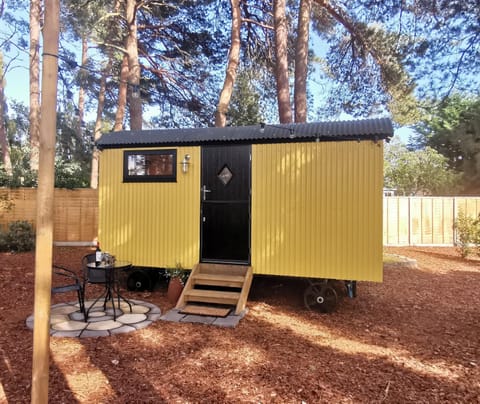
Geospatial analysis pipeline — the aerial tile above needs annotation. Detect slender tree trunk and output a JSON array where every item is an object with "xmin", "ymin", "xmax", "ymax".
[
  {"xmin": 273, "ymin": 0, "xmax": 292, "ymax": 123},
  {"xmin": 93, "ymin": 0, "xmax": 122, "ymax": 187},
  {"xmin": 125, "ymin": 0, "xmax": 142, "ymax": 130},
  {"xmin": 29, "ymin": 0, "xmax": 42, "ymax": 171},
  {"xmin": 0, "ymin": 53, "xmax": 12, "ymax": 175},
  {"xmin": 90, "ymin": 57, "xmax": 112, "ymax": 189},
  {"xmin": 77, "ymin": 35, "xmax": 88, "ymax": 139},
  {"xmin": 114, "ymin": 54, "xmax": 129, "ymax": 131},
  {"xmin": 215, "ymin": 0, "xmax": 241, "ymax": 127},
  {"xmin": 31, "ymin": 0, "xmax": 59, "ymax": 401},
  {"xmin": 0, "ymin": 67, "xmax": 12, "ymax": 176},
  {"xmin": 294, "ymin": 0, "xmax": 311, "ymax": 123}
]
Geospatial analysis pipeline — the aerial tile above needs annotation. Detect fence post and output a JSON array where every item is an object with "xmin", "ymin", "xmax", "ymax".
[
  {"xmin": 408, "ymin": 197, "xmax": 412, "ymax": 246},
  {"xmin": 452, "ymin": 197, "xmax": 457, "ymax": 246}
]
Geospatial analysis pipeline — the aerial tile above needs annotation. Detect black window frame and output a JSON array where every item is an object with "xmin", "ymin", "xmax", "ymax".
[{"xmin": 123, "ymin": 149, "xmax": 177, "ymax": 183}]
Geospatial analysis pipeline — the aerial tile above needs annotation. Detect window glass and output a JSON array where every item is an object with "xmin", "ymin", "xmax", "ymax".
[{"xmin": 123, "ymin": 150, "xmax": 177, "ymax": 182}]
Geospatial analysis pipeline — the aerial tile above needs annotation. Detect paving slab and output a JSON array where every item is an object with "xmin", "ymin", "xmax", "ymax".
[
  {"xmin": 160, "ymin": 308, "xmax": 186, "ymax": 322},
  {"xmin": 213, "ymin": 310, "xmax": 248, "ymax": 328},
  {"xmin": 160, "ymin": 308, "xmax": 247, "ymax": 328},
  {"xmin": 26, "ymin": 299, "xmax": 161, "ymax": 338}
]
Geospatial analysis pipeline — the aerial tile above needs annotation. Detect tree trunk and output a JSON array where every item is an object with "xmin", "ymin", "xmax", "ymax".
[
  {"xmin": 294, "ymin": 0, "xmax": 311, "ymax": 123},
  {"xmin": 125, "ymin": 0, "xmax": 142, "ymax": 130},
  {"xmin": 90, "ymin": 57, "xmax": 112, "ymax": 189},
  {"xmin": 77, "ymin": 35, "xmax": 88, "ymax": 139},
  {"xmin": 29, "ymin": 0, "xmax": 42, "ymax": 171},
  {"xmin": 114, "ymin": 54, "xmax": 129, "ymax": 131},
  {"xmin": 31, "ymin": 0, "xmax": 60, "ymax": 401},
  {"xmin": 0, "ymin": 58, "xmax": 12, "ymax": 176},
  {"xmin": 215, "ymin": 0, "xmax": 241, "ymax": 128},
  {"xmin": 93, "ymin": 0, "xmax": 121, "ymax": 187},
  {"xmin": 273, "ymin": 0, "xmax": 292, "ymax": 123}
]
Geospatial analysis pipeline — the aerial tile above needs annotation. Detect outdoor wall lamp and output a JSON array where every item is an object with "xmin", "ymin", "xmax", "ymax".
[{"xmin": 181, "ymin": 154, "xmax": 191, "ymax": 173}]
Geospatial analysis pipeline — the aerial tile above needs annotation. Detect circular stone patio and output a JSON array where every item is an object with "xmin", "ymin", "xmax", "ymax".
[{"xmin": 26, "ymin": 299, "xmax": 161, "ymax": 338}]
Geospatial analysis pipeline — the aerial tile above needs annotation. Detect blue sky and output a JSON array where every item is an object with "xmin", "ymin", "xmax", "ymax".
[
  {"xmin": 1, "ymin": 7, "xmax": 411, "ymax": 142},
  {"xmin": 4, "ymin": 61, "xmax": 29, "ymax": 105},
  {"xmin": 2, "ymin": 55, "xmax": 411, "ymax": 142}
]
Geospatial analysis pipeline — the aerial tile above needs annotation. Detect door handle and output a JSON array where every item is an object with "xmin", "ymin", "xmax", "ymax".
[{"xmin": 201, "ymin": 185, "xmax": 212, "ymax": 201}]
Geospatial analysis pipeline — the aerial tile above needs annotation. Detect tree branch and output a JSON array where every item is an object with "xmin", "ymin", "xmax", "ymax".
[{"xmin": 241, "ymin": 17, "xmax": 273, "ymax": 30}]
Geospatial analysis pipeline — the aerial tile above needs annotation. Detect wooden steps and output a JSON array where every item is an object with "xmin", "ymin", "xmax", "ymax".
[
  {"xmin": 180, "ymin": 304, "xmax": 231, "ymax": 317},
  {"xmin": 183, "ymin": 289, "xmax": 240, "ymax": 305},
  {"xmin": 176, "ymin": 263, "xmax": 253, "ymax": 315},
  {"xmin": 194, "ymin": 274, "xmax": 245, "ymax": 288}
]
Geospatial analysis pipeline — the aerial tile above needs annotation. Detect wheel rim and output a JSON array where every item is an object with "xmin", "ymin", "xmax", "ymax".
[
  {"xmin": 127, "ymin": 271, "xmax": 151, "ymax": 291},
  {"xmin": 304, "ymin": 283, "xmax": 338, "ymax": 313}
]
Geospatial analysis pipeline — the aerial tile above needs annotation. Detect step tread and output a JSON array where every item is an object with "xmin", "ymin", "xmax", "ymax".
[
  {"xmin": 185, "ymin": 289, "xmax": 241, "ymax": 298},
  {"xmin": 183, "ymin": 289, "xmax": 241, "ymax": 305},
  {"xmin": 194, "ymin": 273, "xmax": 245, "ymax": 287},
  {"xmin": 198, "ymin": 264, "xmax": 251, "ymax": 277},
  {"xmin": 179, "ymin": 304, "xmax": 232, "ymax": 317},
  {"xmin": 195, "ymin": 273, "xmax": 245, "ymax": 281}
]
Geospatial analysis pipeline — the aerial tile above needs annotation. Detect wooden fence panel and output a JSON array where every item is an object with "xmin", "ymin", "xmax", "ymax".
[
  {"xmin": 455, "ymin": 197, "xmax": 480, "ymax": 218},
  {"xmin": 1, "ymin": 188, "xmax": 479, "ymax": 246},
  {"xmin": 432, "ymin": 198, "xmax": 454, "ymax": 245},
  {"xmin": 383, "ymin": 196, "xmax": 480, "ymax": 246},
  {"xmin": 0, "ymin": 188, "xmax": 98, "ymax": 244},
  {"xmin": 383, "ymin": 197, "xmax": 411, "ymax": 245}
]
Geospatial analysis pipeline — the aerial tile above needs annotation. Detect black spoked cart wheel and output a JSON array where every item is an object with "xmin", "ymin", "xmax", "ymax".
[
  {"xmin": 303, "ymin": 281, "xmax": 338, "ymax": 313},
  {"xmin": 127, "ymin": 270, "xmax": 152, "ymax": 292}
]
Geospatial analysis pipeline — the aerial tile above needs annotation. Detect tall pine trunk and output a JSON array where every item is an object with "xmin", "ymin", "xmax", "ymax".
[
  {"xmin": 125, "ymin": 0, "xmax": 142, "ymax": 130},
  {"xmin": 294, "ymin": 0, "xmax": 311, "ymax": 123},
  {"xmin": 0, "ymin": 55, "xmax": 12, "ymax": 176},
  {"xmin": 215, "ymin": 0, "xmax": 241, "ymax": 127},
  {"xmin": 90, "ymin": 57, "xmax": 112, "ymax": 189},
  {"xmin": 93, "ymin": 0, "xmax": 122, "ymax": 187},
  {"xmin": 29, "ymin": 0, "xmax": 41, "ymax": 171},
  {"xmin": 114, "ymin": 54, "xmax": 129, "ymax": 131},
  {"xmin": 273, "ymin": 0, "xmax": 292, "ymax": 123},
  {"xmin": 77, "ymin": 35, "xmax": 88, "ymax": 139}
]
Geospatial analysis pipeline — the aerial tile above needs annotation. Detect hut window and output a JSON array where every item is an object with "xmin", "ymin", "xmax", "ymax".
[{"xmin": 123, "ymin": 150, "xmax": 177, "ymax": 182}]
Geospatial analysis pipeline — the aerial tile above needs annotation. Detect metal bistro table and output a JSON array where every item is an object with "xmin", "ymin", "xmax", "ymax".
[{"xmin": 86, "ymin": 260, "xmax": 133, "ymax": 321}]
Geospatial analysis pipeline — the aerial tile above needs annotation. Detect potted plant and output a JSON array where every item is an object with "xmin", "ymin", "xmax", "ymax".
[{"xmin": 165, "ymin": 263, "xmax": 189, "ymax": 304}]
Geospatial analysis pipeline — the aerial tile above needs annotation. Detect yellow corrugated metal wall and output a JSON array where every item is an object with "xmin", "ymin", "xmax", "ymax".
[
  {"xmin": 99, "ymin": 141, "xmax": 383, "ymax": 280},
  {"xmin": 98, "ymin": 147, "xmax": 200, "ymax": 268},
  {"xmin": 251, "ymin": 141, "xmax": 384, "ymax": 281}
]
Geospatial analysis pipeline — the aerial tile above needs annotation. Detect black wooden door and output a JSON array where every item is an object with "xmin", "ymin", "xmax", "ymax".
[{"xmin": 200, "ymin": 145, "xmax": 251, "ymax": 263}]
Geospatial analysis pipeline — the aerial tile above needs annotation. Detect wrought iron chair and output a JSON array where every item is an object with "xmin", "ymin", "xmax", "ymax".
[{"xmin": 52, "ymin": 264, "xmax": 87, "ymax": 322}]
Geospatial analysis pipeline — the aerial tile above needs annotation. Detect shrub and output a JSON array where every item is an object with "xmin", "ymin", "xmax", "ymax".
[
  {"xmin": 454, "ymin": 212, "xmax": 480, "ymax": 258},
  {"xmin": 165, "ymin": 263, "xmax": 189, "ymax": 286},
  {"xmin": 3, "ymin": 221, "xmax": 35, "ymax": 252}
]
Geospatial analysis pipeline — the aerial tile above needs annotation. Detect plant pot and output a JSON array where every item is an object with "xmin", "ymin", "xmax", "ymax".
[{"xmin": 167, "ymin": 277, "xmax": 184, "ymax": 304}]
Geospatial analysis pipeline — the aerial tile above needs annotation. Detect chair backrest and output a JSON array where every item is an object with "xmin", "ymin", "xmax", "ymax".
[
  {"xmin": 82, "ymin": 253, "xmax": 106, "ymax": 283},
  {"xmin": 52, "ymin": 265, "xmax": 82, "ymax": 293},
  {"xmin": 82, "ymin": 253, "xmax": 96, "ymax": 266},
  {"xmin": 52, "ymin": 264, "xmax": 87, "ymax": 322}
]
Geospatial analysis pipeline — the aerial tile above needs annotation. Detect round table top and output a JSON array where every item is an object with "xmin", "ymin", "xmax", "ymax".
[{"xmin": 87, "ymin": 260, "xmax": 132, "ymax": 269}]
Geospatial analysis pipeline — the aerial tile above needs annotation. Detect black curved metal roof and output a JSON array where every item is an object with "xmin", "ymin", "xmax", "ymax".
[{"xmin": 97, "ymin": 118, "xmax": 393, "ymax": 149}]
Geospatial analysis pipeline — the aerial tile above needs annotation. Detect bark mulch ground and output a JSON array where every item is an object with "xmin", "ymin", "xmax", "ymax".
[{"xmin": 0, "ymin": 246, "xmax": 479, "ymax": 403}]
